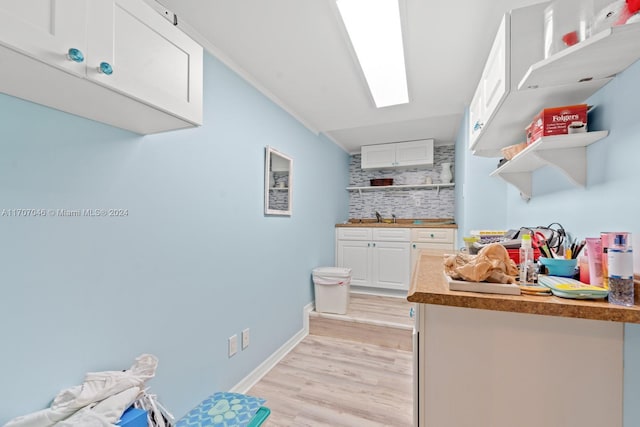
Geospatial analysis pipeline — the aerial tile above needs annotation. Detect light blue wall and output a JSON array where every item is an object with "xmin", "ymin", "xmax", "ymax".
[
  {"xmin": 459, "ymin": 59, "xmax": 640, "ymax": 426},
  {"xmin": 0, "ymin": 53, "xmax": 349, "ymax": 423},
  {"xmin": 454, "ymin": 108, "xmax": 508, "ymax": 249}
]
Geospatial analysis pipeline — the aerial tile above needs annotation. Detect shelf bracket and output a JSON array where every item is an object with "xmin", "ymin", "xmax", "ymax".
[
  {"xmin": 498, "ymin": 172, "xmax": 532, "ymax": 201},
  {"xmin": 535, "ymin": 147, "xmax": 587, "ymax": 187}
]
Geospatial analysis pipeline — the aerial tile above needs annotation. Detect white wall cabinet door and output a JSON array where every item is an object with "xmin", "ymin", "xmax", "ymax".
[
  {"xmin": 361, "ymin": 144, "xmax": 396, "ymax": 169},
  {"xmin": 0, "ymin": 1, "xmax": 87, "ymax": 76},
  {"xmin": 86, "ymin": 0, "xmax": 203, "ymax": 125},
  {"xmin": 372, "ymin": 241, "xmax": 410, "ymax": 290},
  {"xmin": 468, "ymin": 15, "xmax": 507, "ymax": 152},
  {"xmin": 394, "ymin": 140, "xmax": 434, "ymax": 167},
  {"xmin": 481, "ymin": 15, "xmax": 507, "ymax": 124},
  {"xmin": 468, "ymin": 84, "xmax": 484, "ymax": 149},
  {"xmin": 337, "ymin": 240, "xmax": 372, "ymax": 287}
]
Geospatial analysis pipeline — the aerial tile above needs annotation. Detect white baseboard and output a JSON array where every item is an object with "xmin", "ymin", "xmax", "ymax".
[{"xmin": 230, "ymin": 302, "xmax": 314, "ymax": 394}]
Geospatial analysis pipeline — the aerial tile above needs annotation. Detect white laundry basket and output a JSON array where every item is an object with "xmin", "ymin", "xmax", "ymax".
[{"xmin": 312, "ymin": 267, "xmax": 351, "ymax": 314}]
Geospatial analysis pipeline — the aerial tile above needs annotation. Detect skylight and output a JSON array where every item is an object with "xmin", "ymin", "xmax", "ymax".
[{"xmin": 336, "ymin": 0, "xmax": 409, "ymax": 108}]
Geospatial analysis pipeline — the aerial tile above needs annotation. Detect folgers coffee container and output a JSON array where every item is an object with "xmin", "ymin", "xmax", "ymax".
[{"xmin": 526, "ymin": 104, "xmax": 588, "ymax": 144}]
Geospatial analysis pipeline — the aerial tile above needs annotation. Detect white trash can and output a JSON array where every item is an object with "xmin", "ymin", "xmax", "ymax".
[{"xmin": 312, "ymin": 267, "xmax": 352, "ymax": 314}]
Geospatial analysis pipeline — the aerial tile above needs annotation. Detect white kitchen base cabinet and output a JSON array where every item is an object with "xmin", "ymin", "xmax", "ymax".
[
  {"xmin": 415, "ymin": 304, "xmax": 623, "ymax": 427},
  {"xmin": 0, "ymin": 0, "xmax": 203, "ymax": 134},
  {"xmin": 336, "ymin": 240, "xmax": 371, "ymax": 287},
  {"xmin": 410, "ymin": 228, "xmax": 456, "ymax": 274},
  {"xmin": 336, "ymin": 227, "xmax": 410, "ymax": 291}
]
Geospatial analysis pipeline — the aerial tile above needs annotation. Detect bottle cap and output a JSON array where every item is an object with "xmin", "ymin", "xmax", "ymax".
[
  {"xmin": 614, "ymin": 234, "xmax": 626, "ymax": 246},
  {"xmin": 521, "ymin": 233, "xmax": 532, "ymax": 248}
]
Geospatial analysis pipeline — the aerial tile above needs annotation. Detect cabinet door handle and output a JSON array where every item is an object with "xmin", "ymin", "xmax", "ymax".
[
  {"xmin": 409, "ymin": 307, "xmax": 415, "ymax": 318},
  {"xmin": 473, "ymin": 121, "xmax": 484, "ymax": 131},
  {"xmin": 430, "ymin": 233, "xmax": 435, "ymax": 238},
  {"xmin": 372, "ymin": 243, "xmax": 376, "ymax": 247},
  {"xmin": 98, "ymin": 62, "xmax": 114, "ymax": 75},
  {"xmin": 67, "ymin": 48, "xmax": 85, "ymax": 63},
  {"xmin": 412, "ymin": 244, "xmax": 416, "ymax": 249},
  {"xmin": 368, "ymin": 243, "xmax": 371, "ymax": 247}
]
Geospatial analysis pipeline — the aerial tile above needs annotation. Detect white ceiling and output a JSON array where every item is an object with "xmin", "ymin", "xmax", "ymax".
[{"xmin": 156, "ymin": 0, "xmax": 545, "ymax": 153}]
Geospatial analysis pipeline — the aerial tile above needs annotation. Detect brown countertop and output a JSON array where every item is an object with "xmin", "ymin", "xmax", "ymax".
[
  {"xmin": 407, "ymin": 253, "xmax": 640, "ymax": 324},
  {"xmin": 336, "ymin": 218, "xmax": 457, "ymax": 229}
]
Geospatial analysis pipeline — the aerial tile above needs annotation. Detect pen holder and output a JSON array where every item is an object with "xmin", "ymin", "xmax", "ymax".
[{"xmin": 539, "ymin": 257, "xmax": 577, "ymax": 277}]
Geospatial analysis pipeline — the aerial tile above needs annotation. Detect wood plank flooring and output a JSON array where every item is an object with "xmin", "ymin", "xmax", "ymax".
[
  {"xmin": 309, "ymin": 293, "xmax": 414, "ymax": 351},
  {"xmin": 320, "ymin": 293, "xmax": 415, "ymax": 327},
  {"xmin": 247, "ymin": 294, "xmax": 414, "ymax": 426}
]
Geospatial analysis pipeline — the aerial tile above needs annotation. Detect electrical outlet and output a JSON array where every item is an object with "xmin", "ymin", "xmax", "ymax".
[
  {"xmin": 242, "ymin": 328, "xmax": 250, "ymax": 349},
  {"xmin": 228, "ymin": 335, "xmax": 238, "ymax": 357}
]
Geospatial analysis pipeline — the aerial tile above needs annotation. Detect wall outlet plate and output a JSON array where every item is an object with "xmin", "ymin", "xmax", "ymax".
[
  {"xmin": 228, "ymin": 335, "xmax": 238, "ymax": 357},
  {"xmin": 242, "ymin": 328, "xmax": 250, "ymax": 349}
]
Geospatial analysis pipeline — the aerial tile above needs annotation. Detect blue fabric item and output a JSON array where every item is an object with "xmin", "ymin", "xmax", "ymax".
[
  {"xmin": 117, "ymin": 407, "xmax": 148, "ymax": 427},
  {"xmin": 177, "ymin": 392, "xmax": 267, "ymax": 427}
]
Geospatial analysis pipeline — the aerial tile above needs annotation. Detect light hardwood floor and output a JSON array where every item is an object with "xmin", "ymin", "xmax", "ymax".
[
  {"xmin": 309, "ymin": 293, "xmax": 414, "ymax": 351},
  {"xmin": 247, "ymin": 294, "xmax": 414, "ymax": 427}
]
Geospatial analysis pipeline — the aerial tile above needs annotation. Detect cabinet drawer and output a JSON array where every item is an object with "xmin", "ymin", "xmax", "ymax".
[
  {"xmin": 372, "ymin": 228, "xmax": 410, "ymax": 242},
  {"xmin": 411, "ymin": 242, "xmax": 454, "ymax": 254},
  {"xmin": 411, "ymin": 228, "xmax": 455, "ymax": 244},
  {"xmin": 337, "ymin": 227, "xmax": 372, "ymax": 241}
]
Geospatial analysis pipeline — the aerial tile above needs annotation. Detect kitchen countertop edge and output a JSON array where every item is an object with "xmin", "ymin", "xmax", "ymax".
[
  {"xmin": 336, "ymin": 219, "xmax": 457, "ymax": 229},
  {"xmin": 407, "ymin": 253, "xmax": 640, "ymax": 324}
]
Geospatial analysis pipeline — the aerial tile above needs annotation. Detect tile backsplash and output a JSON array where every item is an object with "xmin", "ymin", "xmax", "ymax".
[{"xmin": 348, "ymin": 145, "xmax": 455, "ymax": 219}]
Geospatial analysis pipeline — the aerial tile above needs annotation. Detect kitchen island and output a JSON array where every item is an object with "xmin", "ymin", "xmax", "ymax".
[{"xmin": 407, "ymin": 253, "xmax": 640, "ymax": 427}]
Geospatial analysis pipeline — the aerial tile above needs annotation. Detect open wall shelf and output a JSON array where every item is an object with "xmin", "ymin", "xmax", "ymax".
[{"xmin": 490, "ymin": 131, "xmax": 608, "ymax": 200}]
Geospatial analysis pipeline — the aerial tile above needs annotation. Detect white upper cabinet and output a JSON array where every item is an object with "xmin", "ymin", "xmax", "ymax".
[
  {"xmin": 361, "ymin": 139, "xmax": 434, "ymax": 169},
  {"xmin": 86, "ymin": 0, "xmax": 202, "ymax": 126},
  {"xmin": 0, "ymin": 0, "xmax": 203, "ymax": 134},
  {"xmin": 468, "ymin": 3, "xmax": 547, "ymax": 155},
  {"xmin": 469, "ymin": 3, "xmax": 640, "ymax": 158}
]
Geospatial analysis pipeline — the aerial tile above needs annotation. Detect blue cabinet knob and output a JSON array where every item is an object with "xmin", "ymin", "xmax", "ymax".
[
  {"xmin": 67, "ymin": 48, "xmax": 84, "ymax": 63},
  {"xmin": 98, "ymin": 62, "xmax": 113, "ymax": 75}
]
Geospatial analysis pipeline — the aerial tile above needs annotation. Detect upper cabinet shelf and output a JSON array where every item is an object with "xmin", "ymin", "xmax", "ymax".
[
  {"xmin": 489, "ymin": 131, "xmax": 608, "ymax": 200},
  {"xmin": 518, "ymin": 23, "xmax": 640, "ymax": 90}
]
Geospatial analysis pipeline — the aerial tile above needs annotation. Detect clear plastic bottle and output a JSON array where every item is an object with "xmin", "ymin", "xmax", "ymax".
[
  {"xmin": 608, "ymin": 233, "xmax": 634, "ymax": 306},
  {"xmin": 519, "ymin": 234, "xmax": 536, "ymax": 285}
]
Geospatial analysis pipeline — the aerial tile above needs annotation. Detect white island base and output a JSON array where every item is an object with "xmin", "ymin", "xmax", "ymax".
[{"xmin": 417, "ymin": 304, "xmax": 623, "ymax": 427}]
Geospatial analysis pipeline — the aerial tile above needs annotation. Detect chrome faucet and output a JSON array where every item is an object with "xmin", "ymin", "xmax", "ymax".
[
  {"xmin": 375, "ymin": 211, "xmax": 382, "ymax": 223},
  {"xmin": 392, "ymin": 214, "xmax": 397, "ymax": 224}
]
